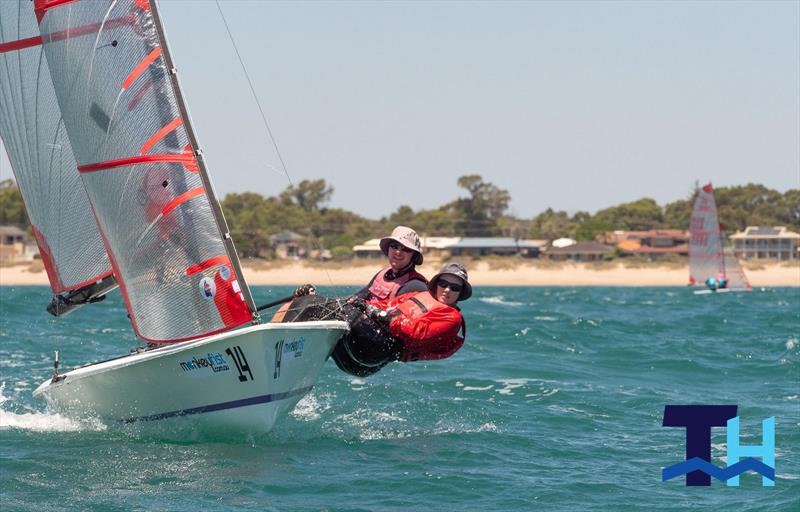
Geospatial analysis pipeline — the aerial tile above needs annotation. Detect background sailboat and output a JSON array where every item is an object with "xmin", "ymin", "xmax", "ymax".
[
  {"xmin": 688, "ymin": 183, "xmax": 751, "ymax": 294},
  {"xmin": 0, "ymin": 0, "xmax": 347, "ymax": 434}
]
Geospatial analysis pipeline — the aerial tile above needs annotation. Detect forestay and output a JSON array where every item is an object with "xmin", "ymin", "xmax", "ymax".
[
  {"xmin": 0, "ymin": 0, "xmax": 112, "ymax": 294},
  {"xmin": 34, "ymin": 0, "xmax": 256, "ymax": 342}
]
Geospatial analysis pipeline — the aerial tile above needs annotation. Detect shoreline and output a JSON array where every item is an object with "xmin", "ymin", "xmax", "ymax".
[{"xmin": 1, "ymin": 260, "xmax": 798, "ymax": 287}]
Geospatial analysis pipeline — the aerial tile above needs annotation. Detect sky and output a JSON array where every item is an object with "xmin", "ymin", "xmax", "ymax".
[{"xmin": 1, "ymin": 0, "xmax": 798, "ymax": 220}]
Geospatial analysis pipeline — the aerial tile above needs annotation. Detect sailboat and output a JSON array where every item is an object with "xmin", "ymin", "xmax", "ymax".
[
  {"xmin": 688, "ymin": 183, "xmax": 751, "ymax": 295},
  {"xmin": 0, "ymin": 0, "xmax": 348, "ymax": 433}
]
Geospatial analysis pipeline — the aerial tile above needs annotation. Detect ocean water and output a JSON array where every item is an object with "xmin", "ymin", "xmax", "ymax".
[{"xmin": 0, "ymin": 285, "xmax": 798, "ymax": 511}]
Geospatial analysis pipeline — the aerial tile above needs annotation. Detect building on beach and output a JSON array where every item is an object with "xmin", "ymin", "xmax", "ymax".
[
  {"xmin": 270, "ymin": 230, "xmax": 306, "ymax": 259},
  {"xmin": 596, "ymin": 230, "xmax": 689, "ymax": 258},
  {"xmin": 541, "ymin": 241, "xmax": 614, "ymax": 261},
  {"xmin": 352, "ymin": 236, "xmax": 546, "ymax": 260},
  {"xmin": 0, "ymin": 225, "xmax": 37, "ymax": 262},
  {"xmin": 729, "ymin": 226, "xmax": 800, "ymax": 260},
  {"xmin": 447, "ymin": 238, "xmax": 546, "ymax": 258}
]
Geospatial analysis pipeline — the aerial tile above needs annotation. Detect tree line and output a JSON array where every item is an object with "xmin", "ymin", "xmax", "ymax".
[{"xmin": 1, "ymin": 177, "xmax": 797, "ymax": 259}]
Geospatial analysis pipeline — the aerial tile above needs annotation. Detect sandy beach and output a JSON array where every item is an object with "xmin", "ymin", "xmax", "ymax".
[{"xmin": 1, "ymin": 259, "xmax": 798, "ymax": 287}]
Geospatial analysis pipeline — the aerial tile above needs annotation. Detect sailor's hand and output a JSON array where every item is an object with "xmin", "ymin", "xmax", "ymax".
[
  {"xmin": 293, "ymin": 284, "xmax": 316, "ymax": 297},
  {"xmin": 347, "ymin": 297, "xmax": 367, "ymax": 312},
  {"xmin": 365, "ymin": 304, "xmax": 389, "ymax": 325}
]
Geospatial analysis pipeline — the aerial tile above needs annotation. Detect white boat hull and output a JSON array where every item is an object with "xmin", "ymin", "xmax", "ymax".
[
  {"xmin": 33, "ymin": 321, "xmax": 348, "ymax": 435},
  {"xmin": 693, "ymin": 288, "xmax": 751, "ymax": 295}
]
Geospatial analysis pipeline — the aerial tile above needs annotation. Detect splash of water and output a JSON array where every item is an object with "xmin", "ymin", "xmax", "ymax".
[{"xmin": 0, "ymin": 382, "xmax": 106, "ymax": 433}]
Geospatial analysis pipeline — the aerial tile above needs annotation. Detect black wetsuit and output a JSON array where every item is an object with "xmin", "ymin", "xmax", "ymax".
[{"xmin": 282, "ymin": 295, "xmax": 402, "ymax": 377}]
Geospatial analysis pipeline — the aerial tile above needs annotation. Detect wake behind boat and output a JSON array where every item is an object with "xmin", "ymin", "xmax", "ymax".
[
  {"xmin": 688, "ymin": 183, "xmax": 751, "ymax": 295},
  {"xmin": 1, "ymin": 0, "xmax": 347, "ymax": 434}
]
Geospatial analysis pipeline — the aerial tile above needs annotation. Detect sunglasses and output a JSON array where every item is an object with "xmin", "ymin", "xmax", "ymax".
[
  {"xmin": 388, "ymin": 241, "xmax": 412, "ymax": 253},
  {"xmin": 437, "ymin": 279, "xmax": 463, "ymax": 293}
]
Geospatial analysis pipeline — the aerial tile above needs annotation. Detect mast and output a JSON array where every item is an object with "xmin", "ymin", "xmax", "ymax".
[{"xmin": 149, "ymin": 1, "xmax": 257, "ymax": 317}]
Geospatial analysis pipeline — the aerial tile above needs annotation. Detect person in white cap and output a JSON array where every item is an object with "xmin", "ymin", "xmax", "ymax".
[{"xmin": 350, "ymin": 225, "xmax": 428, "ymax": 304}]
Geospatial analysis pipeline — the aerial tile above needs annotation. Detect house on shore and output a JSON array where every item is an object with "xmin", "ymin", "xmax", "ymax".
[
  {"xmin": 597, "ymin": 230, "xmax": 689, "ymax": 258},
  {"xmin": 352, "ymin": 238, "xmax": 383, "ymax": 259},
  {"xmin": 542, "ymin": 241, "xmax": 614, "ymax": 262},
  {"xmin": 352, "ymin": 236, "xmax": 546, "ymax": 260},
  {"xmin": 447, "ymin": 238, "xmax": 546, "ymax": 258},
  {"xmin": 729, "ymin": 226, "xmax": 800, "ymax": 260},
  {"xmin": 0, "ymin": 225, "xmax": 37, "ymax": 262},
  {"xmin": 270, "ymin": 230, "xmax": 306, "ymax": 259}
]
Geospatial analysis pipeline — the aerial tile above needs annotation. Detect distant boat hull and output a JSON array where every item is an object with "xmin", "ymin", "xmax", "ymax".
[
  {"xmin": 692, "ymin": 288, "xmax": 751, "ymax": 295},
  {"xmin": 33, "ymin": 321, "xmax": 348, "ymax": 435}
]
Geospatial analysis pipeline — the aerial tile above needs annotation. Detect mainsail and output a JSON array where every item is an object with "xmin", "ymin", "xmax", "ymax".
[
  {"xmin": 19, "ymin": 0, "xmax": 257, "ymax": 342},
  {"xmin": 0, "ymin": 0, "xmax": 113, "ymax": 301},
  {"xmin": 688, "ymin": 183, "xmax": 750, "ymax": 290}
]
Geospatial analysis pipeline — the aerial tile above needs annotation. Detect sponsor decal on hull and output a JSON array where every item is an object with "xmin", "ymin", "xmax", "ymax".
[{"xmin": 179, "ymin": 352, "xmax": 230, "ymax": 377}]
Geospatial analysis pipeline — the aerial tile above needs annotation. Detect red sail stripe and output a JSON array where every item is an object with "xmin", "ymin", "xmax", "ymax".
[
  {"xmin": 140, "ymin": 117, "xmax": 183, "ymax": 154},
  {"xmin": 30, "ymin": 224, "xmax": 65, "ymax": 293},
  {"xmin": 3, "ymin": 15, "xmax": 131, "ymax": 52},
  {"xmin": 39, "ymin": 16, "xmax": 133, "ymax": 44},
  {"xmin": 185, "ymin": 256, "xmax": 231, "ymax": 276},
  {"xmin": 0, "ymin": 36, "xmax": 44, "ymax": 54},
  {"xmin": 134, "ymin": 0, "xmax": 151, "ymax": 11},
  {"xmin": 182, "ymin": 144, "xmax": 199, "ymax": 173},
  {"xmin": 122, "ymin": 47, "xmax": 162, "ymax": 90},
  {"xmin": 34, "ymin": 0, "xmax": 78, "ymax": 22},
  {"xmin": 78, "ymin": 154, "xmax": 195, "ymax": 173},
  {"xmin": 161, "ymin": 187, "xmax": 205, "ymax": 216}
]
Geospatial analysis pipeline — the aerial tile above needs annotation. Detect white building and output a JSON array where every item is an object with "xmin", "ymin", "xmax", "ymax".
[{"xmin": 730, "ymin": 226, "xmax": 800, "ymax": 260}]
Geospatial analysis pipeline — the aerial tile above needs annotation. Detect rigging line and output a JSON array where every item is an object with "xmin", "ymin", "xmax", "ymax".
[
  {"xmin": 214, "ymin": 0, "xmax": 292, "ymax": 187},
  {"xmin": 214, "ymin": 1, "xmax": 339, "ymax": 295}
]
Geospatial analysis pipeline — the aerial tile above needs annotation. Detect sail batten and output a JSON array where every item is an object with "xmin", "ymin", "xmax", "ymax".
[{"xmin": 30, "ymin": 0, "xmax": 256, "ymax": 341}]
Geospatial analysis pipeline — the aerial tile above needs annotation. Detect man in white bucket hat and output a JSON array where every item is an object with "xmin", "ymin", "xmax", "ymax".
[{"xmin": 350, "ymin": 225, "xmax": 428, "ymax": 303}]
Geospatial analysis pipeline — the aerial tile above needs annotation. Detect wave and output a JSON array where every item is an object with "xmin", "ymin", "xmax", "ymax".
[
  {"xmin": 479, "ymin": 296, "xmax": 524, "ymax": 307},
  {"xmin": 0, "ymin": 382, "xmax": 105, "ymax": 433}
]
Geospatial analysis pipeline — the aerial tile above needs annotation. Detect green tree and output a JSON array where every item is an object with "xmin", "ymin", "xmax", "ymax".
[
  {"xmin": 387, "ymin": 205, "xmax": 416, "ymax": 227},
  {"xmin": 593, "ymin": 198, "xmax": 664, "ymax": 231},
  {"xmin": 453, "ymin": 174, "xmax": 510, "ymax": 236},
  {"xmin": 529, "ymin": 208, "xmax": 576, "ymax": 239},
  {"xmin": 279, "ymin": 179, "xmax": 333, "ymax": 212},
  {"xmin": 663, "ymin": 198, "xmax": 692, "ymax": 230},
  {"xmin": 413, "ymin": 206, "xmax": 458, "ymax": 237},
  {"xmin": 0, "ymin": 179, "xmax": 29, "ymax": 229}
]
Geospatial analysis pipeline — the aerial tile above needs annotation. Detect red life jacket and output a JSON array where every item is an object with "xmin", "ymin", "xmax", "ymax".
[
  {"xmin": 385, "ymin": 291, "xmax": 466, "ymax": 362},
  {"xmin": 367, "ymin": 266, "xmax": 427, "ymax": 302}
]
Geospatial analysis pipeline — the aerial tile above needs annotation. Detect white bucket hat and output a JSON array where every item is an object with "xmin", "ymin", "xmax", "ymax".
[{"xmin": 379, "ymin": 226, "xmax": 423, "ymax": 265}]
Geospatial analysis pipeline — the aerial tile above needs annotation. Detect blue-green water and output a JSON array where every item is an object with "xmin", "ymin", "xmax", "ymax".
[{"xmin": 1, "ymin": 285, "xmax": 798, "ymax": 511}]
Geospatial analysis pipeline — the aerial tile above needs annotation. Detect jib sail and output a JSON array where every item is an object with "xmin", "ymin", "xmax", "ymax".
[
  {"xmin": 0, "ymin": 0, "xmax": 114, "ymax": 304},
  {"xmin": 32, "ymin": 0, "xmax": 256, "ymax": 342}
]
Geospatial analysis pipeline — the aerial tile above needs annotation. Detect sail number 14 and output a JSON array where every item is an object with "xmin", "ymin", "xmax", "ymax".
[{"xmin": 225, "ymin": 346, "xmax": 253, "ymax": 382}]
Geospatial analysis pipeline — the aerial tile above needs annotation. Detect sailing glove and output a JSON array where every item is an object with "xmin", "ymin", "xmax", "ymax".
[
  {"xmin": 293, "ymin": 284, "xmax": 316, "ymax": 297},
  {"xmin": 365, "ymin": 304, "xmax": 390, "ymax": 326}
]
